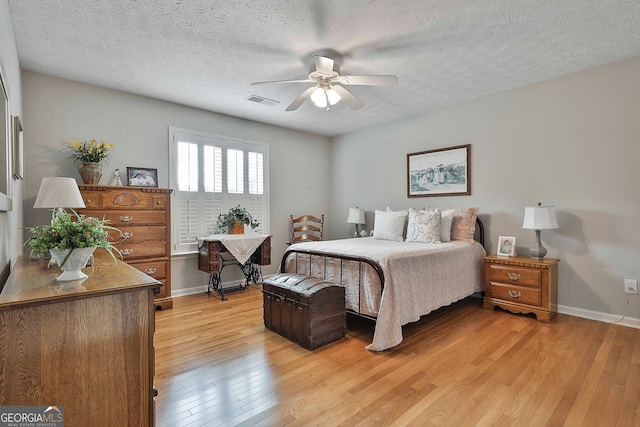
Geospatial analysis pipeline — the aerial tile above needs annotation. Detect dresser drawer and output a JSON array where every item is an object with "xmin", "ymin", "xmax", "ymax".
[
  {"xmin": 108, "ymin": 225, "xmax": 167, "ymax": 244},
  {"xmin": 82, "ymin": 190, "xmax": 168, "ymax": 210},
  {"xmin": 83, "ymin": 210, "xmax": 167, "ymax": 226},
  {"xmin": 488, "ymin": 264, "xmax": 541, "ymax": 288},
  {"xmin": 488, "ymin": 282, "xmax": 541, "ymax": 306},
  {"xmin": 128, "ymin": 259, "xmax": 167, "ymax": 279},
  {"xmin": 114, "ymin": 241, "xmax": 167, "ymax": 260}
]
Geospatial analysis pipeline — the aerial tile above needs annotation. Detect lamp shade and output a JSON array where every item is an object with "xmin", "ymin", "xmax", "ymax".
[
  {"xmin": 34, "ymin": 177, "xmax": 86, "ymax": 209},
  {"xmin": 522, "ymin": 204, "xmax": 558, "ymax": 230},
  {"xmin": 347, "ymin": 207, "xmax": 365, "ymax": 224}
]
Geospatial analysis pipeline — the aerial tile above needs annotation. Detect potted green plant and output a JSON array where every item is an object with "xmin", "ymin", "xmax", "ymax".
[
  {"xmin": 216, "ymin": 205, "xmax": 260, "ymax": 234},
  {"xmin": 25, "ymin": 210, "xmax": 122, "ymax": 281}
]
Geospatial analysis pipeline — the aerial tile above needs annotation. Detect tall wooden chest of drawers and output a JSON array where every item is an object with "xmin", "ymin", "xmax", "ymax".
[
  {"xmin": 78, "ymin": 184, "xmax": 173, "ymax": 309},
  {"xmin": 483, "ymin": 255, "xmax": 559, "ymax": 322}
]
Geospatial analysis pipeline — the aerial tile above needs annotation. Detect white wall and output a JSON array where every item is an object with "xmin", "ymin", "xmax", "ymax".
[
  {"xmin": 21, "ymin": 71, "xmax": 331, "ymax": 294},
  {"xmin": 330, "ymin": 56, "xmax": 640, "ymax": 324},
  {"xmin": 0, "ymin": 0, "xmax": 24, "ymax": 284}
]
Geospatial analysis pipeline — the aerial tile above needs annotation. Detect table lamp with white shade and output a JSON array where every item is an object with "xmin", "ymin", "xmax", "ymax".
[
  {"xmin": 33, "ymin": 177, "xmax": 86, "ymax": 214},
  {"xmin": 347, "ymin": 207, "xmax": 366, "ymax": 238},
  {"xmin": 32, "ymin": 177, "xmax": 86, "ymax": 261},
  {"xmin": 522, "ymin": 202, "xmax": 558, "ymax": 260}
]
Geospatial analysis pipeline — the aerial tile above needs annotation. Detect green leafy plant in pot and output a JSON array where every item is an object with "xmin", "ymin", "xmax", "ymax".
[
  {"xmin": 216, "ymin": 205, "xmax": 260, "ymax": 234},
  {"xmin": 25, "ymin": 210, "xmax": 122, "ymax": 281}
]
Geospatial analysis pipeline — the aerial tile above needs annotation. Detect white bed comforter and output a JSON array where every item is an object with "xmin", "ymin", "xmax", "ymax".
[{"xmin": 284, "ymin": 238, "xmax": 486, "ymax": 351}]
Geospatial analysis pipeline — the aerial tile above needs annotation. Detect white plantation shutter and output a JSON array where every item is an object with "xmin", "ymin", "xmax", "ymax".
[
  {"xmin": 248, "ymin": 151, "xmax": 264, "ymax": 195},
  {"xmin": 170, "ymin": 127, "xmax": 269, "ymax": 254}
]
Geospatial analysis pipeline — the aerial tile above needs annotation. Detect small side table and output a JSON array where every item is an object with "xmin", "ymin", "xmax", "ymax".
[{"xmin": 483, "ymin": 255, "xmax": 559, "ymax": 322}]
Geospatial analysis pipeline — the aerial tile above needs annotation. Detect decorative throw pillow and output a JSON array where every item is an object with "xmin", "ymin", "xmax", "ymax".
[
  {"xmin": 372, "ymin": 209, "xmax": 408, "ymax": 242},
  {"xmin": 385, "ymin": 206, "xmax": 409, "ymax": 238},
  {"xmin": 406, "ymin": 208, "xmax": 441, "ymax": 243},
  {"xmin": 440, "ymin": 207, "xmax": 479, "ymax": 243},
  {"xmin": 440, "ymin": 209, "xmax": 455, "ymax": 242}
]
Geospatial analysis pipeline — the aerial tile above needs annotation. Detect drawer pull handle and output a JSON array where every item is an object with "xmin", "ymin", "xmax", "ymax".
[
  {"xmin": 119, "ymin": 215, "xmax": 134, "ymax": 222},
  {"xmin": 144, "ymin": 267, "xmax": 157, "ymax": 275},
  {"xmin": 120, "ymin": 231, "xmax": 134, "ymax": 240},
  {"xmin": 122, "ymin": 249, "xmax": 134, "ymax": 256},
  {"xmin": 507, "ymin": 272, "xmax": 521, "ymax": 280},
  {"xmin": 507, "ymin": 290, "xmax": 521, "ymax": 298},
  {"xmin": 86, "ymin": 198, "xmax": 92, "ymax": 204}
]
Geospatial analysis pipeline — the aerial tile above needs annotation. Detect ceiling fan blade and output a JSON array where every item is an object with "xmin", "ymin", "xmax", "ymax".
[
  {"xmin": 332, "ymin": 85, "xmax": 365, "ymax": 110},
  {"xmin": 285, "ymin": 86, "xmax": 317, "ymax": 111},
  {"xmin": 337, "ymin": 75, "xmax": 398, "ymax": 86},
  {"xmin": 251, "ymin": 79, "xmax": 314, "ymax": 85},
  {"xmin": 315, "ymin": 56, "xmax": 335, "ymax": 75}
]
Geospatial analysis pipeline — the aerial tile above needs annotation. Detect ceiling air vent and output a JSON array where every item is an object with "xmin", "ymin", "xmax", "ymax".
[{"xmin": 246, "ymin": 95, "xmax": 280, "ymax": 107}]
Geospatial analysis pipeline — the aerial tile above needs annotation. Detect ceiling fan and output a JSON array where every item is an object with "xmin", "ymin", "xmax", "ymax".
[{"xmin": 251, "ymin": 56, "xmax": 398, "ymax": 111}]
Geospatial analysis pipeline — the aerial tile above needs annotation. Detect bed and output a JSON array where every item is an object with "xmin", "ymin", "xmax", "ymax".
[{"xmin": 280, "ymin": 211, "xmax": 486, "ymax": 351}]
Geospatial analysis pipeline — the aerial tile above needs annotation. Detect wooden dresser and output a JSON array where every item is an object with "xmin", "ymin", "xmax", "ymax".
[
  {"xmin": 0, "ymin": 252, "xmax": 160, "ymax": 426},
  {"xmin": 78, "ymin": 184, "xmax": 173, "ymax": 309},
  {"xmin": 483, "ymin": 255, "xmax": 559, "ymax": 322}
]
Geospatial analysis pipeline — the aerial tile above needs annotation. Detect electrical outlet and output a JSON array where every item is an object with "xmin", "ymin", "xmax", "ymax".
[{"xmin": 624, "ymin": 279, "xmax": 638, "ymax": 294}]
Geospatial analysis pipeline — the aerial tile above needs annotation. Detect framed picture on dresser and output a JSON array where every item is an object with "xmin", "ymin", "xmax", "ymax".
[{"xmin": 126, "ymin": 167, "xmax": 158, "ymax": 187}]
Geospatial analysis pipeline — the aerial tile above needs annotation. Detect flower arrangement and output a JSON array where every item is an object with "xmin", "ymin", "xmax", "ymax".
[
  {"xmin": 65, "ymin": 138, "xmax": 114, "ymax": 164},
  {"xmin": 216, "ymin": 205, "xmax": 260, "ymax": 233},
  {"xmin": 26, "ymin": 210, "xmax": 121, "ymax": 267}
]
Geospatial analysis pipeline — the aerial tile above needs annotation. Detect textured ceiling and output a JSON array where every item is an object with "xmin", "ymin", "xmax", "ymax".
[{"xmin": 8, "ymin": 0, "xmax": 640, "ymax": 137}]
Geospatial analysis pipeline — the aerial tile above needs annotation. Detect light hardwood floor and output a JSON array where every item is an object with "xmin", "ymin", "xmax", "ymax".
[{"xmin": 154, "ymin": 285, "xmax": 640, "ymax": 426}]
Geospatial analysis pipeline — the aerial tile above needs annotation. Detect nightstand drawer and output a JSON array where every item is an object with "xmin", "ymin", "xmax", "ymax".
[
  {"xmin": 488, "ymin": 264, "xmax": 541, "ymax": 288},
  {"xmin": 489, "ymin": 282, "xmax": 541, "ymax": 306}
]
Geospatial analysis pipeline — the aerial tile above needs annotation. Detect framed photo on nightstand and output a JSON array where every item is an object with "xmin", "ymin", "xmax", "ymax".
[{"xmin": 497, "ymin": 236, "xmax": 516, "ymax": 257}]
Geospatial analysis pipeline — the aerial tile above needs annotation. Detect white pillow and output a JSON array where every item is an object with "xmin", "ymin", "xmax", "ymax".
[
  {"xmin": 440, "ymin": 209, "xmax": 455, "ymax": 242},
  {"xmin": 372, "ymin": 209, "xmax": 407, "ymax": 242},
  {"xmin": 406, "ymin": 208, "xmax": 441, "ymax": 243},
  {"xmin": 385, "ymin": 207, "xmax": 409, "ymax": 238}
]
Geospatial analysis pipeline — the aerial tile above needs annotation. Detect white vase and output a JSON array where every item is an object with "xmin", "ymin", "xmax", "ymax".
[{"xmin": 49, "ymin": 247, "xmax": 97, "ymax": 281}]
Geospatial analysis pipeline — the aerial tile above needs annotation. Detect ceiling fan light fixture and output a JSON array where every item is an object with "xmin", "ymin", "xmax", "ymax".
[
  {"xmin": 253, "ymin": 55, "xmax": 396, "ymax": 111},
  {"xmin": 311, "ymin": 87, "xmax": 328, "ymax": 108}
]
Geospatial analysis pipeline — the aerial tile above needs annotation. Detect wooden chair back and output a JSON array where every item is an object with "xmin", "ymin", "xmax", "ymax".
[{"xmin": 289, "ymin": 214, "xmax": 324, "ymax": 244}]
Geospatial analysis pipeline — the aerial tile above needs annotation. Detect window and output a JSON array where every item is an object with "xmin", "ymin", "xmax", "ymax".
[{"xmin": 169, "ymin": 127, "xmax": 269, "ymax": 254}]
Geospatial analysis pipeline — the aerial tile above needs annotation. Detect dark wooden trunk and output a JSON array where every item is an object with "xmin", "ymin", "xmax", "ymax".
[{"xmin": 263, "ymin": 273, "xmax": 346, "ymax": 350}]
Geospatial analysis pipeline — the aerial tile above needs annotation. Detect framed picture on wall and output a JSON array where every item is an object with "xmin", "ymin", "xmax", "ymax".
[
  {"xmin": 126, "ymin": 167, "xmax": 158, "ymax": 187},
  {"xmin": 12, "ymin": 115, "xmax": 23, "ymax": 180},
  {"xmin": 497, "ymin": 236, "xmax": 516, "ymax": 257},
  {"xmin": 407, "ymin": 144, "xmax": 470, "ymax": 197}
]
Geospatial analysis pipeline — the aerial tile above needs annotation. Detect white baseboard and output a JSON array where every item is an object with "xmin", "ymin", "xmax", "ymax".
[{"xmin": 558, "ymin": 304, "xmax": 640, "ymax": 329}]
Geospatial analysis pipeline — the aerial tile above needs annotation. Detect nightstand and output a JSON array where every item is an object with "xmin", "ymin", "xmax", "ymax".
[{"xmin": 483, "ymin": 255, "xmax": 559, "ymax": 322}]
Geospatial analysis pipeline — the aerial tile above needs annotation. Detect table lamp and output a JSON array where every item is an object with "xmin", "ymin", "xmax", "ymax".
[
  {"xmin": 347, "ymin": 207, "xmax": 366, "ymax": 238},
  {"xmin": 34, "ymin": 177, "xmax": 86, "ymax": 213},
  {"xmin": 522, "ymin": 202, "xmax": 558, "ymax": 260},
  {"xmin": 32, "ymin": 177, "xmax": 86, "ymax": 260}
]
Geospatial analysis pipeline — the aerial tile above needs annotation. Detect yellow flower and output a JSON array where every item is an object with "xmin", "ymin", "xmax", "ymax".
[{"xmin": 66, "ymin": 138, "xmax": 113, "ymax": 163}]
